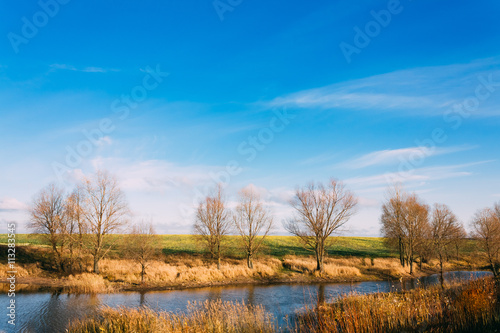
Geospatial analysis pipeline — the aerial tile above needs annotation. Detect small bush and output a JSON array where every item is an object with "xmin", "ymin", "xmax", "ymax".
[{"xmin": 64, "ymin": 273, "xmax": 114, "ymax": 294}]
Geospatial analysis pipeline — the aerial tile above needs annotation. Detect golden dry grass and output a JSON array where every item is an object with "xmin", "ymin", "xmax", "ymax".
[
  {"xmin": 296, "ymin": 277, "xmax": 500, "ymax": 333},
  {"xmin": 99, "ymin": 257, "xmax": 283, "ymax": 284},
  {"xmin": 63, "ymin": 273, "xmax": 115, "ymax": 293},
  {"xmin": 282, "ymin": 257, "xmax": 362, "ymax": 278},
  {"xmin": 0, "ymin": 263, "xmax": 44, "ymax": 278},
  {"xmin": 282, "ymin": 256, "xmax": 415, "ymax": 278},
  {"xmin": 68, "ymin": 299, "xmax": 276, "ymax": 333}
]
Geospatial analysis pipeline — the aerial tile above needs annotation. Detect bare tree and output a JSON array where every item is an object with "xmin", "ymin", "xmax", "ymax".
[
  {"xmin": 82, "ymin": 170, "xmax": 129, "ymax": 274},
  {"xmin": 285, "ymin": 179, "xmax": 357, "ymax": 272},
  {"xmin": 451, "ymin": 225, "xmax": 467, "ymax": 261},
  {"xmin": 496, "ymin": 201, "xmax": 500, "ymax": 223},
  {"xmin": 430, "ymin": 204, "xmax": 463, "ymax": 286},
  {"xmin": 471, "ymin": 206, "xmax": 500, "ymax": 277},
  {"xmin": 125, "ymin": 221, "xmax": 160, "ymax": 283},
  {"xmin": 65, "ymin": 186, "xmax": 87, "ymax": 271},
  {"xmin": 28, "ymin": 183, "xmax": 67, "ymax": 271},
  {"xmin": 380, "ymin": 189, "xmax": 430, "ymax": 275},
  {"xmin": 194, "ymin": 184, "xmax": 230, "ymax": 270},
  {"xmin": 233, "ymin": 187, "xmax": 273, "ymax": 269},
  {"xmin": 415, "ymin": 223, "xmax": 432, "ymax": 271},
  {"xmin": 380, "ymin": 185, "xmax": 408, "ymax": 267},
  {"xmin": 400, "ymin": 194, "xmax": 429, "ymax": 275}
]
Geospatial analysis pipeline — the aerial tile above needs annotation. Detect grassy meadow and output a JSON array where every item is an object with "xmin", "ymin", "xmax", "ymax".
[
  {"xmin": 0, "ymin": 234, "xmax": 395, "ymax": 258},
  {"xmin": 0, "ymin": 234, "xmax": 483, "ymax": 293}
]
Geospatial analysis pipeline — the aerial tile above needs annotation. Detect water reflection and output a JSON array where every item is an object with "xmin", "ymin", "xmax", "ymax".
[{"xmin": 1, "ymin": 271, "xmax": 491, "ymax": 333}]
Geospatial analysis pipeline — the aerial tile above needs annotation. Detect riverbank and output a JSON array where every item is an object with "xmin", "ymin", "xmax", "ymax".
[
  {"xmin": 0, "ymin": 235, "xmax": 484, "ymax": 294},
  {"xmin": 0, "ymin": 253, "xmax": 483, "ymax": 293},
  {"xmin": 66, "ymin": 276, "xmax": 500, "ymax": 333}
]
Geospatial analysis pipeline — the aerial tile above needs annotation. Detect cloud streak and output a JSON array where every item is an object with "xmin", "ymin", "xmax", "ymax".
[
  {"xmin": 267, "ymin": 57, "xmax": 500, "ymax": 116},
  {"xmin": 344, "ymin": 161, "xmax": 493, "ymax": 188},
  {"xmin": 49, "ymin": 64, "xmax": 120, "ymax": 73},
  {"xmin": 342, "ymin": 145, "xmax": 476, "ymax": 169},
  {"xmin": 0, "ymin": 197, "xmax": 27, "ymax": 212}
]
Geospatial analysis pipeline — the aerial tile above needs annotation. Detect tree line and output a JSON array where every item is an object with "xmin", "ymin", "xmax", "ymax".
[
  {"xmin": 194, "ymin": 180, "xmax": 357, "ymax": 272},
  {"xmin": 380, "ymin": 185, "xmax": 500, "ymax": 282},
  {"xmin": 28, "ymin": 170, "xmax": 129, "ymax": 273},
  {"xmin": 27, "ymin": 170, "xmax": 357, "ymax": 275},
  {"xmin": 27, "ymin": 169, "xmax": 500, "ymax": 281}
]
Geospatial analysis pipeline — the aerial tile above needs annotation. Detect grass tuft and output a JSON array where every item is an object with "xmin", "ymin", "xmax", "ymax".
[{"xmin": 63, "ymin": 273, "xmax": 115, "ymax": 293}]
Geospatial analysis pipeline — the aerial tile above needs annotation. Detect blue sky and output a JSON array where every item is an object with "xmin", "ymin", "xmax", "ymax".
[{"xmin": 1, "ymin": 0, "xmax": 499, "ymax": 235}]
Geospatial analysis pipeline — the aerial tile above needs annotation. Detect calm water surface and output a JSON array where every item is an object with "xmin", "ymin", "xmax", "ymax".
[{"xmin": 0, "ymin": 270, "xmax": 492, "ymax": 333}]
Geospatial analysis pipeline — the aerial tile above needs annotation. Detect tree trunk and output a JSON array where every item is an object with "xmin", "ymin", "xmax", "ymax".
[
  {"xmin": 439, "ymin": 255, "xmax": 444, "ymax": 289},
  {"xmin": 399, "ymin": 237, "xmax": 405, "ymax": 267},
  {"xmin": 409, "ymin": 258, "xmax": 413, "ymax": 275},
  {"xmin": 490, "ymin": 258, "xmax": 498, "ymax": 277},
  {"xmin": 486, "ymin": 243, "xmax": 498, "ymax": 277},
  {"xmin": 68, "ymin": 243, "xmax": 74, "ymax": 272},
  {"xmin": 247, "ymin": 253, "xmax": 253, "ymax": 269},
  {"xmin": 52, "ymin": 243, "xmax": 63, "ymax": 272},
  {"xmin": 141, "ymin": 264, "xmax": 145, "ymax": 283},
  {"xmin": 316, "ymin": 246, "xmax": 324, "ymax": 272},
  {"xmin": 93, "ymin": 256, "xmax": 100, "ymax": 274},
  {"xmin": 217, "ymin": 243, "xmax": 221, "ymax": 270}
]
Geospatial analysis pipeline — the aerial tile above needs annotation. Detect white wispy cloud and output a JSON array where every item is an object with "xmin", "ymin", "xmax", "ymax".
[
  {"xmin": 344, "ymin": 161, "xmax": 493, "ymax": 188},
  {"xmin": 49, "ymin": 64, "xmax": 119, "ymax": 73},
  {"xmin": 0, "ymin": 197, "xmax": 27, "ymax": 212},
  {"xmin": 342, "ymin": 145, "xmax": 476, "ymax": 169},
  {"xmin": 84, "ymin": 157, "xmax": 223, "ymax": 194},
  {"xmin": 267, "ymin": 57, "xmax": 500, "ymax": 116}
]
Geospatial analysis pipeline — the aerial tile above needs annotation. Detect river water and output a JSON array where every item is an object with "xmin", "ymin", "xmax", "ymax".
[{"xmin": 0, "ymin": 270, "xmax": 492, "ymax": 333}]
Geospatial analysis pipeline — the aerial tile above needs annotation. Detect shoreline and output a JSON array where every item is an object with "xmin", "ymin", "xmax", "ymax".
[{"xmin": 0, "ymin": 265, "xmax": 485, "ymax": 294}]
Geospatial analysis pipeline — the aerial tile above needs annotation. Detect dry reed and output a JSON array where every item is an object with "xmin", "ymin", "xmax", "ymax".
[{"xmin": 68, "ymin": 299, "xmax": 276, "ymax": 333}]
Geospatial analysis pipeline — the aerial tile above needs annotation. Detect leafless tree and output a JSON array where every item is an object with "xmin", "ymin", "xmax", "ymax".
[
  {"xmin": 28, "ymin": 183, "xmax": 67, "ymax": 271},
  {"xmin": 233, "ymin": 187, "xmax": 273, "ymax": 269},
  {"xmin": 430, "ymin": 204, "xmax": 463, "ymax": 286},
  {"xmin": 380, "ymin": 185, "xmax": 408, "ymax": 267},
  {"xmin": 125, "ymin": 221, "xmax": 160, "ymax": 283},
  {"xmin": 450, "ymin": 224, "xmax": 467, "ymax": 261},
  {"xmin": 285, "ymin": 179, "xmax": 357, "ymax": 272},
  {"xmin": 415, "ymin": 223, "xmax": 432, "ymax": 270},
  {"xmin": 65, "ymin": 186, "xmax": 87, "ymax": 271},
  {"xmin": 82, "ymin": 170, "xmax": 129, "ymax": 274},
  {"xmin": 193, "ymin": 184, "xmax": 230, "ymax": 270},
  {"xmin": 400, "ymin": 194, "xmax": 429, "ymax": 275},
  {"xmin": 380, "ymin": 189, "xmax": 430, "ymax": 275},
  {"xmin": 471, "ymin": 206, "xmax": 500, "ymax": 277}
]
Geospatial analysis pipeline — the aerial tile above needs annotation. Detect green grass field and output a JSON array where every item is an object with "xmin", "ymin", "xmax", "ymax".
[
  {"xmin": 0, "ymin": 234, "xmax": 394, "ymax": 258},
  {"xmin": 0, "ymin": 234, "xmax": 479, "ymax": 260}
]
